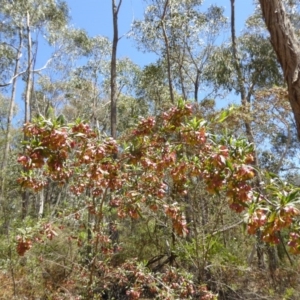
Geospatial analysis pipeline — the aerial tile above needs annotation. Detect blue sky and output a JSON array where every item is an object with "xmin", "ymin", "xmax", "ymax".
[
  {"xmin": 16, "ymin": 0, "xmax": 255, "ymax": 122},
  {"xmin": 66, "ymin": 0, "xmax": 255, "ymax": 66}
]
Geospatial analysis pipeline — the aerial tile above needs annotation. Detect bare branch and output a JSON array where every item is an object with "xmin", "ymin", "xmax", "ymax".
[{"xmin": 0, "ymin": 57, "xmax": 53, "ymax": 88}]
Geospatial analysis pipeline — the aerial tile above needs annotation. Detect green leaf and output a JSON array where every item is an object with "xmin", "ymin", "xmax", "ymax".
[
  {"xmin": 285, "ymin": 189, "xmax": 300, "ymax": 204},
  {"xmin": 268, "ymin": 211, "xmax": 277, "ymax": 223},
  {"xmin": 226, "ymin": 159, "xmax": 234, "ymax": 171}
]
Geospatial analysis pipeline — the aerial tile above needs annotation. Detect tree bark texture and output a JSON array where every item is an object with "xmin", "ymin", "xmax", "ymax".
[
  {"xmin": 111, "ymin": 0, "xmax": 122, "ymax": 139},
  {"xmin": 25, "ymin": 11, "xmax": 33, "ymax": 123},
  {"xmin": 22, "ymin": 12, "xmax": 34, "ymax": 219},
  {"xmin": 2, "ymin": 29, "xmax": 22, "ymax": 174},
  {"xmin": 161, "ymin": 0, "xmax": 175, "ymax": 104},
  {"xmin": 259, "ymin": 0, "xmax": 300, "ymax": 139}
]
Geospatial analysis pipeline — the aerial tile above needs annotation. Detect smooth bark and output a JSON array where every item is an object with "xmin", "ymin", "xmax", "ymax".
[
  {"xmin": 25, "ymin": 11, "xmax": 33, "ymax": 123},
  {"xmin": 22, "ymin": 11, "xmax": 34, "ymax": 219},
  {"xmin": 160, "ymin": 0, "xmax": 175, "ymax": 104},
  {"xmin": 1, "ymin": 29, "xmax": 23, "ymax": 175},
  {"xmin": 111, "ymin": 0, "xmax": 122, "ymax": 139}
]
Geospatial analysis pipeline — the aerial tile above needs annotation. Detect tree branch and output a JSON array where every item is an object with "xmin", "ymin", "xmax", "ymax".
[{"xmin": 0, "ymin": 57, "xmax": 53, "ymax": 88}]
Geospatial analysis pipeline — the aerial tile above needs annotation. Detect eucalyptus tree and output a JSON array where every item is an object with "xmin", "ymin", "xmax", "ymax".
[
  {"xmin": 132, "ymin": 0, "xmax": 175, "ymax": 103},
  {"xmin": 0, "ymin": 0, "xmax": 69, "ymax": 159},
  {"xmin": 30, "ymin": 28, "xmax": 95, "ymax": 123},
  {"xmin": 132, "ymin": 0, "xmax": 227, "ymax": 103},
  {"xmin": 0, "ymin": 0, "xmax": 68, "ymax": 122},
  {"xmin": 167, "ymin": 4, "xmax": 227, "ymax": 102},
  {"xmin": 37, "ymin": 34, "xmax": 110, "ymax": 128},
  {"xmin": 205, "ymin": 14, "xmax": 282, "ymax": 133},
  {"xmin": 54, "ymin": 35, "xmax": 141, "ymax": 134},
  {"xmin": 111, "ymin": 0, "xmax": 122, "ymax": 139},
  {"xmin": 108, "ymin": 57, "xmax": 143, "ymax": 133},
  {"xmin": 0, "ymin": 25, "xmax": 22, "ymax": 174},
  {"xmin": 17, "ymin": 27, "xmax": 97, "ymax": 219},
  {"xmin": 0, "ymin": 0, "xmax": 68, "ymax": 218},
  {"xmin": 136, "ymin": 61, "xmax": 171, "ymax": 114}
]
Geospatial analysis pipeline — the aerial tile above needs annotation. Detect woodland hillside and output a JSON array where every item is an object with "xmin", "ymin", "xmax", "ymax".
[{"xmin": 1, "ymin": 0, "xmax": 300, "ymax": 299}]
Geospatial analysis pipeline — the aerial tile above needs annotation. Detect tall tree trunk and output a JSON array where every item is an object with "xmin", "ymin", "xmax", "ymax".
[
  {"xmin": 259, "ymin": 0, "xmax": 300, "ymax": 139},
  {"xmin": 0, "ymin": 28, "xmax": 23, "ymax": 239},
  {"xmin": 22, "ymin": 12, "xmax": 34, "ymax": 219},
  {"xmin": 2, "ymin": 29, "xmax": 23, "ymax": 169},
  {"xmin": 1, "ymin": 29, "xmax": 23, "ymax": 189},
  {"xmin": 110, "ymin": 0, "xmax": 122, "ymax": 254},
  {"xmin": 111, "ymin": 0, "xmax": 122, "ymax": 139},
  {"xmin": 25, "ymin": 11, "xmax": 33, "ymax": 123},
  {"xmin": 0, "ymin": 29, "xmax": 23, "ymax": 227},
  {"xmin": 161, "ymin": 0, "xmax": 175, "ymax": 104}
]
